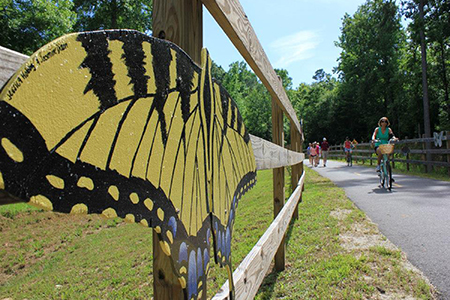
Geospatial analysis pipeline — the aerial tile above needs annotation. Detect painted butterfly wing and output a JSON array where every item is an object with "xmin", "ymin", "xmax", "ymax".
[{"xmin": 0, "ymin": 30, "xmax": 256, "ymax": 299}]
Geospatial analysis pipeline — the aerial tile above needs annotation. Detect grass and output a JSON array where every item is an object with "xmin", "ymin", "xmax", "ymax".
[
  {"xmin": 0, "ymin": 169, "xmax": 438, "ymax": 299},
  {"xmin": 0, "ymin": 202, "xmax": 40, "ymax": 219}
]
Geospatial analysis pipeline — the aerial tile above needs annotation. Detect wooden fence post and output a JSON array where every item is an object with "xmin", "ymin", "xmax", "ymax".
[
  {"xmin": 152, "ymin": 1, "xmax": 203, "ymax": 298},
  {"xmin": 447, "ymin": 131, "xmax": 450, "ymax": 177},
  {"xmin": 370, "ymin": 147, "xmax": 373, "ymax": 166},
  {"xmin": 422, "ymin": 134, "xmax": 427, "ymax": 173},
  {"xmin": 153, "ymin": 0, "xmax": 203, "ymax": 63},
  {"xmin": 272, "ymin": 100, "xmax": 285, "ymax": 272},
  {"xmin": 405, "ymin": 136, "xmax": 410, "ymax": 171},
  {"xmin": 407, "ymin": 152, "xmax": 410, "ymax": 171},
  {"xmin": 290, "ymin": 124, "xmax": 301, "ymax": 220},
  {"xmin": 392, "ymin": 154, "xmax": 395, "ymax": 169},
  {"xmin": 153, "ymin": 232, "xmax": 184, "ymax": 299}
]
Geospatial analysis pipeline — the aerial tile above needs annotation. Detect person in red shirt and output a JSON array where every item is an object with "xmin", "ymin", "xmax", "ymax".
[
  {"xmin": 321, "ymin": 137, "xmax": 329, "ymax": 167},
  {"xmin": 314, "ymin": 142, "xmax": 321, "ymax": 167},
  {"xmin": 343, "ymin": 137, "xmax": 353, "ymax": 162}
]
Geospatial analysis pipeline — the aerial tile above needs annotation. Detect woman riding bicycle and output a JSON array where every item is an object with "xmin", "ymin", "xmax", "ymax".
[
  {"xmin": 371, "ymin": 117, "xmax": 398, "ymax": 172},
  {"xmin": 344, "ymin": 137, "xmax": 353, "ymax": 162}
]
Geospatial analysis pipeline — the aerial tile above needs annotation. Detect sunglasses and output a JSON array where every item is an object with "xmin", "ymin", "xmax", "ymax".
[{"xmin": 380, "ymin": 120, "xmax": 388, "ymax": 123}]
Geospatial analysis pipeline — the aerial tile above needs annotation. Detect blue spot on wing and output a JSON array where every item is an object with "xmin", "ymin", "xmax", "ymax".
[
  {"xmin": 179, "ymin": 242, "xmax": 188, "ymax": 263},
  {"xmin": 169, "ymin": 216, "xmax": 177, "ymax": 238},
  {"xmin": 197, "ymin": 249, "xmax": 203, "ymax": 277},
  {"xmin": 188, "ymin": 251, "xmax": 197, "ymax": 298}
]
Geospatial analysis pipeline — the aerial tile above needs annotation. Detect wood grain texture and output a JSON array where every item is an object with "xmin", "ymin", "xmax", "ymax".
[
  {"xmin": 153, "ymin": 231, "xmax": 185, "ymax": 300},
  {"xmin": 201, "ymin": 0, "xmax": 302, "ymax": 134},
  {"xmin": 0, "ymin": 46, "xmax": 28, "ymax": 88},
  {"xmin": 250, "ymin": 135, "xmax": 304, "ymax": 170},
  {"xmin": 212, "ymin": 171, "xmax": 305, "ymax": 300},
  {"xmin": 271, "ymin": 100, "xmax": 285, "ymax": 271},
  {"xmin": 152, "ymin": 4, "xmax": 204, "ymax": 298},
  {"xmin": 290, "ymin": 124, "xmax": 302, "ymax": 220},
  {"xmin": 153, "ymin": 0, "xmax": 203, "ymax": 64}
]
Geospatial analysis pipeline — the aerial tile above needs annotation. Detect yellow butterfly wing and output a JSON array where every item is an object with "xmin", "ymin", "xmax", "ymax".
[{"xmin": 0, "ymin": 30, "xmax": 256, "ymax": 299}]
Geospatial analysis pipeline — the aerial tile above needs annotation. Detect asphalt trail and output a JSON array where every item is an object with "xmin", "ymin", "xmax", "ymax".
[{"xmin": 307, "ymin": 159, "xmax": 450, "ymax": 299}]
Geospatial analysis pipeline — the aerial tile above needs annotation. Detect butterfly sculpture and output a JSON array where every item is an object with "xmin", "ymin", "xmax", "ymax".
[
  {"xmin": 0, "ymin": 30, "xmax": 256, "ymax": 299},
  {"xmin": 433, "ymin": 131, "xmax": 444, "ymax": 148}
]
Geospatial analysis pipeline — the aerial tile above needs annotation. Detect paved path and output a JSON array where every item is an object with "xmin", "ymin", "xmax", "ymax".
[{"xmin": 307, "ymin": 160, "xmax": 450, "ymax": 299}]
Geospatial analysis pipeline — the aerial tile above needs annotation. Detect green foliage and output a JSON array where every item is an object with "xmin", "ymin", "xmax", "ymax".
[
  {"xmin": 0, "ymin": 0, "xmax": 76, "ymax": 55},
  {"xmin": 292, "ymin": 0, "xmax": 449, "ymax": 145},
  {"xmin": 73, "ymin": 0, "xmax": 153, "ymax": 32},
  {"xmin": 335, "ymin": 0, "xmax": 404, "ymax": 141},
  {"xmin": 0, "ymin": 0, "xmax": 153, "ymax": 55},
  {"xmin": 212, "ymin": 61, "xmax": 274, "ymax": 140}
]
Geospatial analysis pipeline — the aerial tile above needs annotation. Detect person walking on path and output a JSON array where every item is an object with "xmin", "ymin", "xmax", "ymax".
[
  {"xmin": 314, "ymin": 142, "xmax": 321, "ymax": 167},
  {"xmin": 310, "ymin": 142, "xmax": 318, "ymax": 167},
  {"xmin": 321, "ymin": 137, "xmax": 329, "ymax": 167},
  {"xmin": 307, "ymin": 143, "xmax": 313, "ymax": 166}
]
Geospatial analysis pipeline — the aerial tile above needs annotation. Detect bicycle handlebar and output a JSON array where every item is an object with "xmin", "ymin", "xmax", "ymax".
[{"xmin": 371, "ymin": 138, "xmax": 398, "ymax": 144}]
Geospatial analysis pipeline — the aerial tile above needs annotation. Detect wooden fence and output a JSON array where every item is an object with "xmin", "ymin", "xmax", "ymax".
[
  {"xmin": 0, "ymin": 0, "xmax": 305, "ymax": 299},
  {"xmin": 327, "ymin": 132, "xmax": 450, "ymax": 176}
]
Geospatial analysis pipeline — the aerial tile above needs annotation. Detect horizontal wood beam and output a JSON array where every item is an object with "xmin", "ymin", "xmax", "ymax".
[
  {"xmin": 250, "ymin": 135, "xmax": 304, "ymax": 170},
  {"xmin": 0, "ymin": 46, "xmax": 28, "ymax": 87},
  {"xmin": 201, "ymin": 0, "xmax": 302, "ymax": 134},
  {"xmin": 212, "ymin": 171, "xmax": 305, "ymax": 300}
]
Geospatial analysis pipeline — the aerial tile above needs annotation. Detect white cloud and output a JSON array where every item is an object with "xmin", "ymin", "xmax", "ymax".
[{"xmin": 271, "ymin": 30, "xmax": 320, "ymax": 68}]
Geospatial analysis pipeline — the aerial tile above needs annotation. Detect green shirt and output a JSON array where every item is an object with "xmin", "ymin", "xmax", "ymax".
[{"xmin": 375, "ymin": 126, "xmax": 389, "ymax": 147}]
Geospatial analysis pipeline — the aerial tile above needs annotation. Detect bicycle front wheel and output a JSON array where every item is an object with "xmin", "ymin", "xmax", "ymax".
[{"xmin": 379, "ymin": 164, "xmax": 385, "ymax": 187}]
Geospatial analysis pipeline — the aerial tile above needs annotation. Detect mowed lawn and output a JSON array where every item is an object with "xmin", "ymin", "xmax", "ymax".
[{"xmin": 0, "ymin": 169, "xmax": 437, "ymax": 299}]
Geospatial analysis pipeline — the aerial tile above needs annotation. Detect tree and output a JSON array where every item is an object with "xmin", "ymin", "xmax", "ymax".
[
  {"xmin": 216, "ymin": 61, "xmax": 274, "ymax": 140},
  {"xmin": 0, "ymin": 0, "xmax": 76, "ymax": 55},
  {"xmin": 427, "ymin": 0, "xmax": 450, "ymax": 129},
  {"xmin": 336, "ymin": 0, "xmax": 404, "ymax": 140},
  {"xmin": 73, "ymin": 0, "xmax": 153, "ymax": 32},
  {"xmin": 312, "ymin": 69, "xmax": 331, "ymax": 83}
]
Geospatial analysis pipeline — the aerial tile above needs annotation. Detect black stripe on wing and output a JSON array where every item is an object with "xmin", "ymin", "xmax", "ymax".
[{"xmin": 77, "ymin": 33, "xmax": 118, "ymax": 110}]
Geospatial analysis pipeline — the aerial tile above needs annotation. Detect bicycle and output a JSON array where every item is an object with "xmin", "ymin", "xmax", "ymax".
[
  {"xmin": 345, "ymin": 145, "xmax": 354, "ymax": 167},
  {"xmin": 373, "ymin": 139, "xmax": 396, "ymax": 191},
  {"xmin": 347, "ymin": 149, "xmax": 353, "ymax": 166}
]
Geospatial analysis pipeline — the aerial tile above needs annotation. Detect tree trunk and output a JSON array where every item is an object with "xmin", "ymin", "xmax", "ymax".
[
  {"xmin": 111, "ymin": 0, "xmax": 118, "ymax": 29},
  {"xmin": 438, "ymin": 41, "xmax": 450, "ymax": 122},
  {"xmin": 419, "ymin": 0, "xmax": 432, "ymax": 172}
]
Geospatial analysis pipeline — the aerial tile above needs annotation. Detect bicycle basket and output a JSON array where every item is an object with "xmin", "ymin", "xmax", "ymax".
[{"xmin": 378, "ymin": 144, "xmax": 394, "ymax": 155}]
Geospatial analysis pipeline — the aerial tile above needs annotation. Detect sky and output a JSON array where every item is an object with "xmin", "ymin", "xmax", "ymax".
[{"xmin": 203, "ymin": 0, "xmax": 368, "ymax": 88}]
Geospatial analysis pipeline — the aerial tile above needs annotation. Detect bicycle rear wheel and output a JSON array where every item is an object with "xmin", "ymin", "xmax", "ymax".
[
  {"xmin": 387, "ymin": 161, "xmax": 393, "ymax": 191},
  {"xmin": 350, "ymin": 154, "xmax": 353, "ymax": 166}
]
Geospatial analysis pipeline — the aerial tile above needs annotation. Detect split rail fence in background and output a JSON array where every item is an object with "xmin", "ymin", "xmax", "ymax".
[
  {"xmin": 0, "ymin": 0, "xmax": 306, "ymax": 299},
  {"xmin": 327, "ymin": 132, "xmax": 450, "ymax": 176}
]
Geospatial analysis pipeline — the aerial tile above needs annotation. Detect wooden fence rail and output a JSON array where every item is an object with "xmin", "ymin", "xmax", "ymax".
[
  {"xmin": 0, "ymin": 0, "xmax": 305, "ymax": 299},
  {"xmin": 213, "ymin": 171, "xmax": 305, "ymax": 300},
  {"xmin": 326, "ymin": 132, "xmax": 450, "ymax": 176}
]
